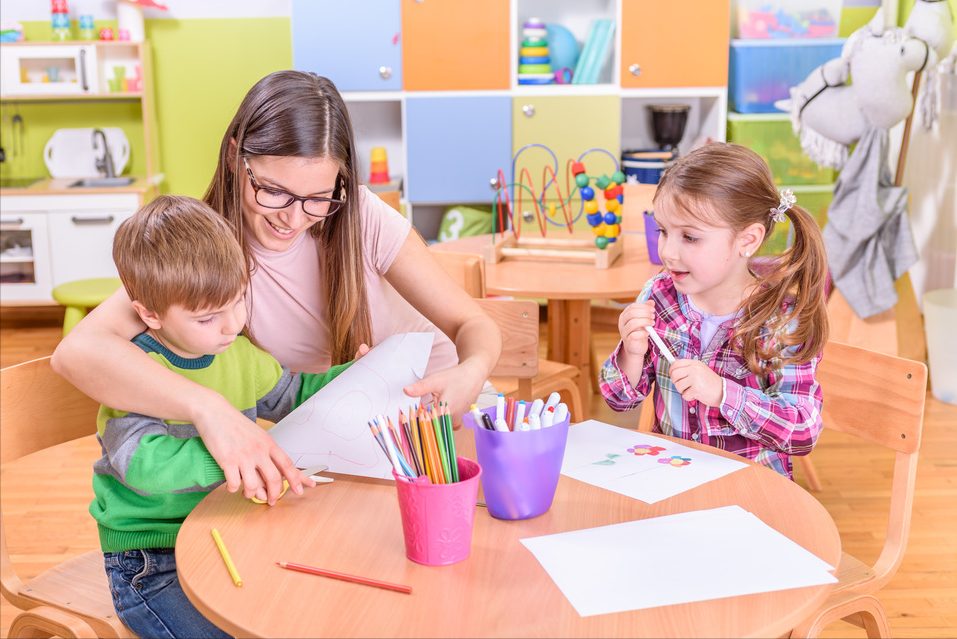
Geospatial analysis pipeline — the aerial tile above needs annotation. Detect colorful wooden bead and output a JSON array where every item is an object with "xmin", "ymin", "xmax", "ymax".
[
  {"xmin": 611, "ymin": 170, "xmax": 626, "ymax": 184},
  {"xmin": 575, "ymin": 173, "xmax": 589, "ymax": 188},
  {"xmin": 571, "ymin": 161, "xmax": 586, "ymax": 175},
  {"xmin": 596, "ymin": 174, "xmax": 611, "ymax": 190},
  {"xmin": 580, "ymin": 186, "xmax": 594, "ymax": 200},
  {"xmin": 584, "ymin": 200, "xmax": 599, "ymax": 214}
]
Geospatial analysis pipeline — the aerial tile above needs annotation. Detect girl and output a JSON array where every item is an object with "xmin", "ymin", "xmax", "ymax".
[
  {"xmin": 52, "ymin": 71, "xmax": 502, "ymax": 503},
  {"xmin": 599, "ymin": 142, "xmax": 829, "ymax": 479}
]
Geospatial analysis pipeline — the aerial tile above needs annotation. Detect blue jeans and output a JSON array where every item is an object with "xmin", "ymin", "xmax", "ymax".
[{"xmin": 104, "ymin": 548, "xmax": 232, "ymax": 639}]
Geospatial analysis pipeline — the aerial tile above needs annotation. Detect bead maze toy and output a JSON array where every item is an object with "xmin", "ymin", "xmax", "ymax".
[{"xmin": 488, "ymin": 145, "xmax": 625, "ymax": 269}]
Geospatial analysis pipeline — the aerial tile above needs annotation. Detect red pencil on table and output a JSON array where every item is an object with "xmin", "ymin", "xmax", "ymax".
[{"xmin": 276, "ymin": 561, "xmax": 412, "ymax": 594}]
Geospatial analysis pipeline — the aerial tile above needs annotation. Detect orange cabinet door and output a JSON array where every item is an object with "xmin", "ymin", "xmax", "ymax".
[
  {"xmin": 401, "ymin": 0, "xmax": 510, "ymax": 90},
  {"xmin": 620, "ymin": 0, "xmax": 730, "ymax": 88}
]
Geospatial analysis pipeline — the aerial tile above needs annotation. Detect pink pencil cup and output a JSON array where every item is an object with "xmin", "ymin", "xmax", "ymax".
[{"xmin": 393, "ymin": 457, "xmax": 482, "ymax": 566}]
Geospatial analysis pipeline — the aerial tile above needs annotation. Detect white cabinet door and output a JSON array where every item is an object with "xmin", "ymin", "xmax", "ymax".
[
  {"xmin": 0, "ymin": 211, "xmax": 53, "ymax": 301},
  {"xmin": 47, "ymin": 207, "xmax": 134, "ymax": 287}
]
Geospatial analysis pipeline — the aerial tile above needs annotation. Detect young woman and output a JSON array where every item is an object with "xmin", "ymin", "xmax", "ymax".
[
  {"xmin": 53, "ymin": 71, "xmax": 501, "ymax": 503},
  {"xmin": 599, "ymin": 142, "xmax": 829, "ymax": 479}
]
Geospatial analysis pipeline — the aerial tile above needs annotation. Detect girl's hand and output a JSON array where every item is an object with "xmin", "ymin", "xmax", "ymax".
[
  {"xmin": 194, "ymin": 396, "xmax": 315, "ymax": 505},
  {"xmin": 670, "ymin": 359, "xmax": 724, "ymax": 407},
  {"xmin": 403, "ymin": 357, "xmax": 486, "ymax": 428},
  {"xmin": 619, "ymin": 300, "xmax": 656, "ymax": 359},
  {"xmin": 355, "ymin": 343, "xmax": 371, "ymax": 360}
]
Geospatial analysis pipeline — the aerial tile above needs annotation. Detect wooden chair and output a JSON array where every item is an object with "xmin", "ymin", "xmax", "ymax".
[
  {"xmin": 790, "ymin": 340, "xmax": 927, "ymax": 638},
  {"xmin": 1, "ymin": 357, "xmax": 136, "ymax": 638},
  {"xmin": 430, "ymin": 248, "xmax": 584, "ymax": 422}
]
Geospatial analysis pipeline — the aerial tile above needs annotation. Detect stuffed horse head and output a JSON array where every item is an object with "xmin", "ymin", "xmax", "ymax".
[{"xmin": 789, "ymin": 1, "xmax": 955, "ymax": 169}]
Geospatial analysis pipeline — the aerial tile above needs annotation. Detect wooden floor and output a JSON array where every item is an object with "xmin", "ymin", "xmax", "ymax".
[{"xmin": 1, "ymin": 309, "xmax": 955, "ymax": 638}]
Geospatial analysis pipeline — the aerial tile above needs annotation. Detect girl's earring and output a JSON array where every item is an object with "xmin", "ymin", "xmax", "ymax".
[{"xmin": 744, "ymin": 251, "xmax": 751, "ymax": 258}]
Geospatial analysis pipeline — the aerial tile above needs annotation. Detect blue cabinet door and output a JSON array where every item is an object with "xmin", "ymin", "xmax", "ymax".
[
  {"xmin": 406, "ymin": 95, "xmax": 512, "ymax": 203},
  {"xmin": 291, "ymin": 0, "xmax": 401, "ymax": 92}
]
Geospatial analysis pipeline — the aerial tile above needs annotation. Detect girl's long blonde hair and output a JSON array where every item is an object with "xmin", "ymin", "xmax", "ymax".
[
  {"xmin": 654, "ymin": 142, "xmax": 829, "ymax": 373},
  {"xmin": 204, "ymin": 71, "xmax": 371, "ymax": 365}
]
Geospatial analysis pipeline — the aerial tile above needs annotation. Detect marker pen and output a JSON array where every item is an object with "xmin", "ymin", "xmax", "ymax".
[
  {"xmin": 470, "ymin": 404, "xmax": 487, "ymax": 429},
  {"xmin": 541, "ymin": 406, "xmax": 555, "ymax": 428},
  {"xmin": 513, "ymin": 400, "xmax": 526, "ymax": 431},
  {"xmin": 519, "ymin": 416, "xmax": 531, "ymax": 432},
  {"xmin": 493, "ymin": 418, "xmax": 510, "ymax": 433},
  {"xmin": 495, "ymin": 392, "xmax": 505, "ymax": 422},
  {"xmin": 552, "ymin": 402, "xmax": 568, "ymax": 426},
  {"xmin": 543, "ymin": 392, "xmax": 561, "ymax": 413},
  {"xmin": 481, "ymin": 412, "xmax": 496, "ymax": 431},
  {"xmin": 529, "ymin": 412, "xmax": 541, "ymax": 430},
  {"xmin": 528, "ymin": 397, "xmax": 545, "ymax": 420}
]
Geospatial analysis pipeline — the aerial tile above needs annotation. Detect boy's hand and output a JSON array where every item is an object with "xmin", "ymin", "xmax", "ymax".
[
  {"xmin": 196, "ymin": 396, "xmax": 314, "ymax": 505},
  {"xmin": 670, "ymin": 359, "xmax": 723, "ymax": 407}
]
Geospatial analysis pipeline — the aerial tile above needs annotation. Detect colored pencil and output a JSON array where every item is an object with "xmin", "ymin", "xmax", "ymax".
[
  {"xmin": 277, "ymin": 561, "xmax": 412, "ymax": 594},
  {"xmin": 418, "ymin": 407, "xmax": 443, "ymax": 483},
  {"xmin": 430, "ymin": 404, "xmax": 452, "ymax": 483},
  {"xmin": 211, "ymin": 528, "xmax": 242, "ymax": 587},
  {"xmin": 442, "ymin": 403, "xmax": 459, "ymax": 482}
]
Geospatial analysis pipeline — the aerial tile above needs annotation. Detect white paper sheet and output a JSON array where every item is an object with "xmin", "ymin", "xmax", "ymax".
[
  {"xmin": 520, "ymin": 505, "xmax": 838, "ymax": 617},
  {"xmin": 561, "ymin": 420, "xmax": 747, "ymax": 503},
  {"xmin": 267, "ymin": 332, "xmax": 433, "ymax": 479}
]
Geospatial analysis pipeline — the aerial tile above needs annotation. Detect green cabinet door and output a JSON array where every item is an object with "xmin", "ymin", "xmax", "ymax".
[{"xmin": 510, "ymin": 95, "xmax": 620, "ymax": 231}]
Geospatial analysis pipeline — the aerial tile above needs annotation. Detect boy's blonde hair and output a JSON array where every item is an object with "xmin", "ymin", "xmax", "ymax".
[{"xmin": 113, "ymin": 195, "xmax": 249, "ymax": 316}]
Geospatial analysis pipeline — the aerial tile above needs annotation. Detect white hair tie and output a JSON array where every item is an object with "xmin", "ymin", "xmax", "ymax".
[{"xmin": 770, "ymin": 189, "xmax": 796, "ymax": 223}]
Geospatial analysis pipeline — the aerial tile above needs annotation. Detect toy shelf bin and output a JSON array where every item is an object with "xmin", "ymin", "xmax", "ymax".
[
  {"xmin": 758, "ymin": 183, "xmax": 834, "ymax": 256},
  {"xmin": 729, "ymin": 38, "xmax": 844, "ymax": 113},
  {"xmin": 733, "ymin": 0, "xmax": 843, "ymax": 39},
  {"xmin": 727, "ymin": 112, "xmax": 838, "ymax": 184}
]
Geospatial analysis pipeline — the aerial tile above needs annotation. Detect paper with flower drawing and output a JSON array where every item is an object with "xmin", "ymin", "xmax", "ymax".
[
  {"xmin": 520, "ymin": 505, "xmax": 837, "ymax": 617},
  {"xmin": 267, "ymin": 332, "xmax": 433, "ymax": 479},
  {"xmin": 560, "ymin": 420, "xmax": 746, "ymax": 503}
]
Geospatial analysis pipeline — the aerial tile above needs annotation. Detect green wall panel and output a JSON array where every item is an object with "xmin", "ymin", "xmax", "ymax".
[
  {"xmin": 2, "ymin": 18, "xmax": 293, "ymax": 200},
  {"xmin": 144, "ymin": 17, "xmax": 292, "ymax": 198}
]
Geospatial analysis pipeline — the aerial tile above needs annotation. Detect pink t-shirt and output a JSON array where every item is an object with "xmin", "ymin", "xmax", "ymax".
[{"xmin": 245, "ymin": 186, "xmax": 458, "ymax": 377}]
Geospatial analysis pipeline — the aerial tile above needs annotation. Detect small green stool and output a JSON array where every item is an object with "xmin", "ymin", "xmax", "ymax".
[{"xmin": 51, "ymin": 277, "xmax": 123, "ymax": 337}]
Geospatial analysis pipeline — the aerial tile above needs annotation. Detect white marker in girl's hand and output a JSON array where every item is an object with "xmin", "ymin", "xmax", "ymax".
[{"xmin": 645, "ymin": 325, "xmax": 676, "ymax": 364}]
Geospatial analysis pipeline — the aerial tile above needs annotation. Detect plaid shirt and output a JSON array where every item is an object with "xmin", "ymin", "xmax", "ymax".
[{"xmin": 598, "ymin": 273, "xmax": 823, "ymax": 479}]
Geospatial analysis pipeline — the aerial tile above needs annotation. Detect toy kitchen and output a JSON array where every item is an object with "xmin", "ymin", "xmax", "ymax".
[{"xmin": 1, "ymin": 40, "xmax": 160, "ymax": 305}]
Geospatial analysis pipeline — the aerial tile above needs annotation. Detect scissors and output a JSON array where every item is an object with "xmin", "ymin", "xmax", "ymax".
[{"xmin": 250, "ymin": 464, "xmax": 333, "ymax": 504}]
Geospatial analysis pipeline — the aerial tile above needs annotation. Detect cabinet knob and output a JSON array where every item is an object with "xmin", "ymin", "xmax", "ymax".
[
  {"xmin": 522, "ymin": 104, "xmax": 535, "ymax": 118},
  {"xmin": 379, "ymin": 66, "xmax": 392, "ymax": 80},
  {"xmin": 629, "ymin": 63, "xmax": 642, "ymax": 77}
]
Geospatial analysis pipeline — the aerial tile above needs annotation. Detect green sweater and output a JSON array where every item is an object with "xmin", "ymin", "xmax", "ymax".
[{"xmin": 90, "ymin": 333, "xmax": 350, "ymax": 553}]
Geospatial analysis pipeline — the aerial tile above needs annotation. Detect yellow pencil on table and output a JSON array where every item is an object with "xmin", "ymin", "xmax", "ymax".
[{"xmin": 211, "ymin": 528, "xmax": 242, "ymax": 587}]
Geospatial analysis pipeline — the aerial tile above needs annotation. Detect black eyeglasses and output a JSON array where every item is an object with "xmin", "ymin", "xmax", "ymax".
[{"xmin": 243, "ymin": 158, "xmax": 344, "ymax": 218}]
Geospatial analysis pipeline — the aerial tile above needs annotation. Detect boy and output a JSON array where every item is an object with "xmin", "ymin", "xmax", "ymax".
[{"xmin": 91, "ymin": 195, "xmax": 352, "ymax": 639}]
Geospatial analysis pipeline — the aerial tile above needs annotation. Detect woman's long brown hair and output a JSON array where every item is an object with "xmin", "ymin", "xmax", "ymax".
[
  {"xmin": 204, "ymin": 71, "xmax": 371, "ymax": 365},
  {"xmin": 653, "ymin": 142, "xmax": 829, "ymax": 373}
]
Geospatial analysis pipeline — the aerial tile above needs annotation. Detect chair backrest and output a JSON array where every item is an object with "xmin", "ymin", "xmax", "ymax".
[
  {"xmin": 817, "ymin": 340, "xmax": 927, "ymax": 592},
  {"xmin": 429, "ymin": 249, "xmax": 486, "ymax": 298},
  {"xmin": 0, "ymin": 356, "xmax": 100, "ymax": 604},
  {"xmin": 474, "ymin": 298, "xmax": 540, "ymax": 398}
]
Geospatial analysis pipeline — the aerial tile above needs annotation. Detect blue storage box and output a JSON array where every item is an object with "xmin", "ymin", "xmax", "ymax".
[{"xmin": 729, "ymin": 38, "xmax": 844, "ymax": 113}]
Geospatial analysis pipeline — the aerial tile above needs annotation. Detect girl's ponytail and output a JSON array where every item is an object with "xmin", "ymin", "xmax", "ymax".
[{"xmin": 738, "ymin": 204, "xmax": 830, "ymax": 373}]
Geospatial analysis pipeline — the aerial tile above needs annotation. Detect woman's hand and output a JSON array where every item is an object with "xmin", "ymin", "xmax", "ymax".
[
  {"xmin": 670, "ymin": 359, "xmax": 723, "ymax": 407},
  {"xmin": 404, "ymin": 357, "xmax": 486, "ymax": 427},
  {"xmin": 194, "ymin": 394, "xmax": 315, "ymax": 504}
]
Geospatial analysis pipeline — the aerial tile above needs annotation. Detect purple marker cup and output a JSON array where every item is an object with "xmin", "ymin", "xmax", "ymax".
[
  {"xmin": 464, "ymin": 405, "xmax": 570, "ymax": 520},
  {"xmin": 643, "ymin": 210, "xmax": 663, "ymax": 265}
]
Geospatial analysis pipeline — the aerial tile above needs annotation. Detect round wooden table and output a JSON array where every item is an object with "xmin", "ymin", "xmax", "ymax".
[
  {"xmin": 177, "ymin": 429, "xmax": 840, "ymax": 638},
  {"xmin": 432, "ymin": 231, "xmax": 661, "ymax": 412}
]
